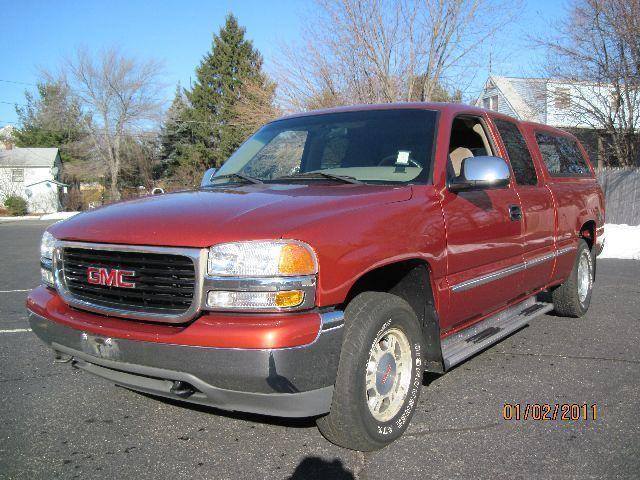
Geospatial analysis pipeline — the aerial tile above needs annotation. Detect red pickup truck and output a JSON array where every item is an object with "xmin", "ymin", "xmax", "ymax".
[{"xmin": 28, "ymin": 103, "xmax": 605, "ymax": 451}]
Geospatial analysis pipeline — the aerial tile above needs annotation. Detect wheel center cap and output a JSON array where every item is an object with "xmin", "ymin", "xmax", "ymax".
[{"xmin": 376, "ymin": 353, "xmax": 397, "ymax": 395}]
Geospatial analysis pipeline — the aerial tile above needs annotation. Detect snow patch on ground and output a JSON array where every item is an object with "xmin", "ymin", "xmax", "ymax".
[
  {"xmin": 0, "ymin": 216, "xmax": 40, "ymax": 222},
  {"xmin": 39, "ymin": 211, "xmax": 80, "ymax": 221},
  {"xmin": 600, "ymin": 224, "xmax": 640, "ymax": 260},
  {"xmin": 0, "ymin": 212, "xmax": 80, "ymax": 222}
]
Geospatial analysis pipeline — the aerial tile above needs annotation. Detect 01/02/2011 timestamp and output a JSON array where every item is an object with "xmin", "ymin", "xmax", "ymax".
[{"xmin": 502, "ymin": 403, "xmax": 598, "ymax": 421}]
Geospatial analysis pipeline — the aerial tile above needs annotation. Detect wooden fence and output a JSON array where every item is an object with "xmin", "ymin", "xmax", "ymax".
[{"xmin": 597, "ymin": 167, "xmax": 640, "ymax": 225}]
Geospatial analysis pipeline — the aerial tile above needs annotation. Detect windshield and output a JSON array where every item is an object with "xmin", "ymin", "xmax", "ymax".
[{"xmin": 214, "ymin": 109, "xmax": 437, "ymax": 185}]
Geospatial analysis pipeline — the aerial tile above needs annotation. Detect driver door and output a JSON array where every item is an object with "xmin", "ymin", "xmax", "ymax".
[{"xmin": 440, "ymin": 115, "xmax": 524, "ymax": 332}]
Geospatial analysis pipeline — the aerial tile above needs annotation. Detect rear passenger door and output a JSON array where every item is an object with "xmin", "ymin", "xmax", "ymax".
[
  {"xmin": 492, "ymin": 118, "xmax": 556, "ymax": 293},
  {"xmin": 533, "ymin": 131, "xmax": 596, "ymax": 284}
]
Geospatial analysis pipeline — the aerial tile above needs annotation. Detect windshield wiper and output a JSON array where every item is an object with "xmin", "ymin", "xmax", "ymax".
[
  {"xmin": 207, "ymin": 173, "xmax": 263, "ymax": 185},
  {"xmin": 275, "ymin": 172, "xmax": 362, "ymax": 184}
]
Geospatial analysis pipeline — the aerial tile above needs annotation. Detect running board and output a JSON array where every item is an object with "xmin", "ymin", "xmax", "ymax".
[{"xmin": 441, "ymin": 297, "xmax": 553, "ymax": 370}]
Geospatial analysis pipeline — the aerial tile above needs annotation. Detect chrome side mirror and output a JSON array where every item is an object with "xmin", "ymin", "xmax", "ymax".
[
  {"xmin": 449, "ymin": 156, "xmax": 510, "ymax": 192},
  {"xmin": 201, "ymin": 168, "xmax": 217, "ymax": 187}
]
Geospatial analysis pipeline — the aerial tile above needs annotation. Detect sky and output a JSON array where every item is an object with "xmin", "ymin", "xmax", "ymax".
[{"xmin": 0, "ymin": 0, "xmax": 568, "ymax": 128}]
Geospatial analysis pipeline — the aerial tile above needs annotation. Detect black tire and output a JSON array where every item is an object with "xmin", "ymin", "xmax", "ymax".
[
  {"xmin": 316, "ymin": 292, "xmax": 424, "ymax": 451},
  {"xmin": 552, "ymin": 239, "xmax": 594, "ymax": 317}
]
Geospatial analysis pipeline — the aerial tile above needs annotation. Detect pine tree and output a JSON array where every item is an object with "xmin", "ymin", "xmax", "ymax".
[
  {"xmin": 158, "ymin": 85, "xmax": 207, "ymax": 186},
  {"xmin": 14, "ymin": 82, "xmax": 86, "ymax": 164},
  {"xmin": 160, "ymin": 85, "xmax": 189, "ymax": 168},
  {"xmin": 185, "ymin": 14, "xmax": 271, "ymax": 168}
]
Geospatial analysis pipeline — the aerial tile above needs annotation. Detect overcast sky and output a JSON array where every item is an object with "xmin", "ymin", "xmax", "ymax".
[{"xmin": 0, "ymin": 0, "xmax": 568, "ymax": 127}]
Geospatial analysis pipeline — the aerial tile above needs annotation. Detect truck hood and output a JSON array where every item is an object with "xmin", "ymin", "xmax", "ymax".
[{"xmin": 49, "ymin": 183, "xmax": 413, "ymax": 247}]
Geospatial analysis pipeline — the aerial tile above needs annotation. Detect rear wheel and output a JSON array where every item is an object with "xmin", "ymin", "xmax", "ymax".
[
  {"xmin": 552, "ymin": 239, "xmax": 594, "ymax": 317},
  {"xmin": 316, "ymin": 292, "xmax": 424, "ymax": 451}
]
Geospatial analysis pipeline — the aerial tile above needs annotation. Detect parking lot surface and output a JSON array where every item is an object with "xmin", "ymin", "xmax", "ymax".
[{"xmin": 1, "ymin": 220, "xmax": 638, "ymax": 479}]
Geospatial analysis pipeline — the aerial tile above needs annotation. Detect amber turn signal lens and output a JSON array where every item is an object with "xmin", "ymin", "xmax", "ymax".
[
  {"xmin": 278, "ymin": 243, "xmax": 317, "ymax": 275},
  {"xmin": 275, "ymin": 290, "xmax": 305, "ymax": 307}
]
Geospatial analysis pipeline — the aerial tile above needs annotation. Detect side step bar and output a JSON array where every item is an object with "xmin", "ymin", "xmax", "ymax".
[{"xmin": 441, "ymin": 297, "xmax": 553, "ymax": 370}]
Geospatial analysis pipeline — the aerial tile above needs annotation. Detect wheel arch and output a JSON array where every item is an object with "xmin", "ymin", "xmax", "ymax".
[
  {"xmin": 341, "ymin": 259, "xmax": 444, "ymax": 373},
  {"xmin": 579, "ymin": 219, "xmax": 597, "ymax": 279},
  {"xmin": 579, "ymin": 220, "xmax": 596, "ymax": 250}
]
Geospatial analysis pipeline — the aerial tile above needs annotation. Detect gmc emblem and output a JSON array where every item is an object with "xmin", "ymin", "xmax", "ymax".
[{"xmin": 87, "ymin": 267, "xmax": 136, "ymax": 288}]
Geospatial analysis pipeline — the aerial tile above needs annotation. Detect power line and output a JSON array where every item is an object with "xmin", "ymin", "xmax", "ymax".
[
  {"xmin": 0, "ymin": 79, "xmax": 38, "ymax": 87},
  {"xmin": 0, "ymin": 101, "xmax": 28, "ymax": 107},
  {"xmin": 0, "ymin": 121, "xmax": 159, "ymax": 140}
]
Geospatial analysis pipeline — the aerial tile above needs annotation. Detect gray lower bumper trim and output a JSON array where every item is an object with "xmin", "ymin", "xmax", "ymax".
[
  {"xmin": 57, "ymin": 343, "xmax": 333, "ymax": 418},
  {"xmin": 29, "ymin": 313, "xmax": 342, "ymax": 418}
]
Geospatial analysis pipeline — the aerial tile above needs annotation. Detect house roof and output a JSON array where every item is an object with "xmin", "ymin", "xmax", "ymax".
[
  {"xmin": 25, "ymin": 179, "xmax": 68, "ymax": 188},
  {"xmin": 478, "ymin": 76, "xmax": 547, "ymax": 123},
  {"xmin": 0, "ymin": 148, "xmax": 60, "ymax": 167}
]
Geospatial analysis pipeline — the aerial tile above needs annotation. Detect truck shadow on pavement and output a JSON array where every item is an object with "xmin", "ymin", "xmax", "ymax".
[{"xmin": 288, "ymin": 456, "xmax": 354, "ymax": 479}]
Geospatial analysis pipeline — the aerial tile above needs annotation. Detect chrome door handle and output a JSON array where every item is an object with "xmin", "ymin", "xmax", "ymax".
[{"xmin": 509, "ymin": 205, "xmax": 523, "ymax": 221}]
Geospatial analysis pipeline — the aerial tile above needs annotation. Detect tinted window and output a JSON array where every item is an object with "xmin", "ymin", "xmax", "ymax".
[
  {"xmin": 535, "ymin": 132, "xmax": 591, "ymax": 177},
  {"xmin": 241, "ymin": 131, "xmax": 308, "ymax": 179},
  {"xmin": 494, "ymin": 119, "xmax": 537, "ymax": 185},
  {"xmin": 216, "ymin": 110, "xmax": 438, "ymax": 184}
]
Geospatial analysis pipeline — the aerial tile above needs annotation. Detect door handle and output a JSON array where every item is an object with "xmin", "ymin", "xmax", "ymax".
[{"xmin": 509, "ymin": 205, "xmax": 523, "ymax": 221}]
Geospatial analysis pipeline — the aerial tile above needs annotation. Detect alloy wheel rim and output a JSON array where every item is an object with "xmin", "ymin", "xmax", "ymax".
[
  {"xmin": 365, "ymin": 327, "xmax": 412, "ymax": 422},
  {"xmin": 577, "ymin": 251, "xmax": 592, "ymax": 304}
]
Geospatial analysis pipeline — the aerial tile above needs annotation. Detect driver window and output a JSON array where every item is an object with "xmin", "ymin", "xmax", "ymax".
[{"xmin": 448, "ymin": 116, "xmax": 494, "ymax": 179}]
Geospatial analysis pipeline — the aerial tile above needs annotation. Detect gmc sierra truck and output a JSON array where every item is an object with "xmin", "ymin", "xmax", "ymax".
[{"xmin": 28, "ymin": 103, "xmax": 605, "ymax": 451}]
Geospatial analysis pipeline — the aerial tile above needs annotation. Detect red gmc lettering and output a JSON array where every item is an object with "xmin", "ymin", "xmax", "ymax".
[{"xmin": 87, "ymin": 267, "xmax": 135, "ymax": 288}]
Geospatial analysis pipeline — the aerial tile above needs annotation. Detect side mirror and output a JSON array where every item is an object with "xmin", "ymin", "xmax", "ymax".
[
  {"xmin": 201, "ymin": 168, "xmax": 217, "ymax": 187},
  {"xmin": 449, "ymin": 156, "xmax": 510, "ymax": 192}
]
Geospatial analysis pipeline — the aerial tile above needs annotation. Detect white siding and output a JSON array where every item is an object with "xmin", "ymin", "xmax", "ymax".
[
  {"xmin": 0, "ymin": 166, "xmax": 60, "ymax": 213},
  {"xmin": 545, "ymin": 81, "xmax": 614, "ymax": 129}
]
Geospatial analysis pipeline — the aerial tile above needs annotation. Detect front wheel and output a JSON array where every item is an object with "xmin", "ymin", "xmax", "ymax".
[
  {"xmin": 316, "ymin": 292, "xmax": 424, "ymax": 451},
  {"xmin": 552, "ymin": 239, "xmax": 594, "ymax": 317}
]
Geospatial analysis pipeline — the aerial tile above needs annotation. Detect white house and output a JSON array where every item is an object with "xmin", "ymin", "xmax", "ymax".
[
  {"xmin": 475, "ymin": 75, "xmax": 620, "ymax": 127},
  {"xmin": 0, "ymin": 147, "xmax": 65, "ymax": 214},
  {"xmin": 475, "ymin": 75, "xmax": 623, "ymax": 166}
]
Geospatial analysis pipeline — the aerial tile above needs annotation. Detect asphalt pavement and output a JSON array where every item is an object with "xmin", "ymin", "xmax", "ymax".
[{"xmin": 0, "ymin": 220, "xmax": 638, "ymax": 479}]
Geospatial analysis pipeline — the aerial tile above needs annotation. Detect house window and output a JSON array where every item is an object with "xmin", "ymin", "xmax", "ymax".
[
  {"xmin": 11, "ymin": 168, "xmax": 24, "ymax": 182},
  {"xmin": 483, "ymin": 95, "xmax": 499, "ymax": 111},
  {"xmin": 554, "ymin": 87, "xmax": 571, "ymax": 109}
]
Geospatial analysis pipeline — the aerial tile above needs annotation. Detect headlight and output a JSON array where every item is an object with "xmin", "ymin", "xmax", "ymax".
[
  {"xmin": 40, "ymin": 231, "xmax": 57, "ymax": 287},
  {"xmin": 205, "ymin": 240, "xmax": 317, "ymax": 311},
  {"xmin": 41, "ymin": 231, "xmax": 56, "ymax": 260},
  {"xmin": 207, "ymin": 240, "xmax": 317, "ymax": 277}
]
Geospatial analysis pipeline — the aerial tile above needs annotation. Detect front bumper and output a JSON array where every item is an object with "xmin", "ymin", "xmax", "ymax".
[{"xmin": 27, "ymin": 291, "xmax": 344, "ymax": 418}]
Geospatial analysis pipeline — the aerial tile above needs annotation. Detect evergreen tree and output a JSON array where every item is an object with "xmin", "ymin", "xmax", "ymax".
[
  {"xmin": 185, "ymin": 14, "xmax": 271, "ymax": 168},
  {"xmin": 14, "ymin": 82, "xmax": 87, "ymax": 164},
  {"xmin": 159, "ymin": 85, "xmax": 191, "ymax": 169},
  {"xmin": 159, "ymin": 84, "xmax": 209, "ymax": 185}
]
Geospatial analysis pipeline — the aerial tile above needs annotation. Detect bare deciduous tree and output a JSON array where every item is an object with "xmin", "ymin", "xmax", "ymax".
[
  {"xmin": 276, "ymin": 0, "xmax": 516, "ymax": 111},
  {"xmin": 538, "ymin": 0, "xmax": 640, "ymax": 166},
  {"xmin": 229, "ymin": 76, "xmax": 280, "ymax": 136},
  {"xmin": 65, "ymin": 48, "xmax": 163, "ymax": 200}
]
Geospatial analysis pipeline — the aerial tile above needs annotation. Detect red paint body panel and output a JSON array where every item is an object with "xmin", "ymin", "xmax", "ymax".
[
  {"xmin": 35, "ymin": 102, "xmax": 605, "ymax": 347},
  {"xmin": 27, "ymin": 286, "xmax": 321, "ymax": 349}
]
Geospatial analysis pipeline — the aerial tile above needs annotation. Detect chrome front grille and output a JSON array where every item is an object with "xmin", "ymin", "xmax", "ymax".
[{"xmin": 54, "ymin": 242, "xmax": 205, "ymax": 324}]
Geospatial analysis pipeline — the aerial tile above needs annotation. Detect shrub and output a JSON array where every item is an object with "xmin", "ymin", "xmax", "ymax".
[{"xmin": 4, "ymin": 195, "xmax": 28, "ymax": 216}]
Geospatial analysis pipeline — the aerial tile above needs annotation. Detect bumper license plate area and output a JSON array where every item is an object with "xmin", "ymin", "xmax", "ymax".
[{"xmin": 80, "ymin": 333, "xmax": 120, "ymax": 360}]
